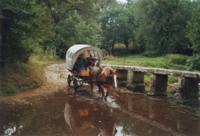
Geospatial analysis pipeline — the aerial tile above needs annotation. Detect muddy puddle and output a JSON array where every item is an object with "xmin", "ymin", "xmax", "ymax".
[{"xmin": 0, "ymin": 88, "xmax": 200, "ymax": 136}]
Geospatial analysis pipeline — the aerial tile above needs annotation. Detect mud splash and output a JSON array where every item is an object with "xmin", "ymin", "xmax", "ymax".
[{"xmin": 0, "ymin": 89, "xmax": 200, "ymax": 136}]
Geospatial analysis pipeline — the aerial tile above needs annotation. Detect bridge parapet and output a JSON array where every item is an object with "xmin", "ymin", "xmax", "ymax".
[
  {"xmin": 102, "ymin": 64, "xmax": 200, "ymax": 78},
  {"xmin": 102, "ymin": 64, "xmax": 200, "ymax": 100}
]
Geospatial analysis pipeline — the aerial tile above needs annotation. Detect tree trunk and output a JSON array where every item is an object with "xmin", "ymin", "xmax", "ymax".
[
  {"xmin": 0, "ymin": 14, "xmax": 8, "ymax": 66},
  {"xmin": 124, "ymin": 39, "xmax": 129, "ymax": 51},
  {"xmin": 43, "ymin": 0, "xmax": 59, "ymax": 24},
  {"xmin": 111, "ymin": 40, "xmax": 115, "ymax": 55}
]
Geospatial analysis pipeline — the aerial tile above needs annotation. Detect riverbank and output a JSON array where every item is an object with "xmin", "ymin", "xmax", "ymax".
[
  {"xmin": 0, "ymin": 55, "xmax": 66, "ymax": 97},
  {"xmin": 0, "ymin": 63, "xmax": 68, "ymax": 104},
  {"xmin": 103, "ymin": 54, "xmax": 190, "ymax": 70},
  {"xmin": 0, "ymin": 83, "xmax": 67, "ymax": 104}
]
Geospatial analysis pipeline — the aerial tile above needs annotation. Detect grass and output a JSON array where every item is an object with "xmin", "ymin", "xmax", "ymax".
[
  {"xmin": 29, "ymin": 54, "xmax": 64, "ymax": 66},
  {"xmin": 104, "ymin": 54, "xmax": 189, "ymax": 94},
  {"xmin": 0, "ymin": 62, "xmax": 42, "ymax": 95},
  {"xmin": 0, "ymin": 54, "xmax": 63, "ymax": 95},
  {"xmin": 1, "ymin": 87, "xmax": 18, "ymax": 95},
  {"xmin": 103, "ymin": 54, "xmax": 190, "ymax": 70}
]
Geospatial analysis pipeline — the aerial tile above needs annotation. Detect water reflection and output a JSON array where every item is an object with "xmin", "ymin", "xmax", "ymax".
[
  {"xmin": 0, "ymin": 90, "xmax": 200, "ymax": 136},
  {"xmin": 114, "ymin": 92, "xmax": 200, "ymax": 136},
  {"xmin": 63, "ymin": 99, "xmax": 117, "ymax": 136}
]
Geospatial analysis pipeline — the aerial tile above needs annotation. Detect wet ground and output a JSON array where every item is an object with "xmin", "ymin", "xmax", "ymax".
[{"xmin": 0, "ymin": 88, "xmax": 200, "ymax": 136}]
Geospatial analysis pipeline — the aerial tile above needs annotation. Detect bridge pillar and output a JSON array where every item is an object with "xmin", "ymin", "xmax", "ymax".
[
  {"xmin": 180, "ymin": 77, "xmax": 199, "ymax": 100},
  {"xmin": 127, "ymin": 70, "xmax": 133, "ymax": 87},
  {"xmin": 150, "ymin": 74, "xmax": 168, "ymax": 96},
  {"xmin": 116, "ymin": 69, "xmax": 128, "ymax": 87},
  {"xmin": 132, "ymin": 71, "xmax": 145, "ymax": 92}
]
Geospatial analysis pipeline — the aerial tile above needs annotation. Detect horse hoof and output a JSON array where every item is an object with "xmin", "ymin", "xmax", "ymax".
[{"xmin": 102, "ymin": 97, "xmax": 107, "ymax": 102}]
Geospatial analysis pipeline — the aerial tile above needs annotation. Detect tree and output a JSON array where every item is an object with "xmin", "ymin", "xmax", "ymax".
[
  {"xmin": 186, "ymin": 1, "xmax": 200, "ymax": 70},
  {"xmin": 0, "ymin": 0, "xmax": 37, "ymax": 66},
  {"xmin": 40, "ymin": 0, "xmax": 105, "ymax": 58},
  {"xmin": 134, "ymin": 0, "xmax": 192, "ymax": 55},
  {"xmin": 101, "ymin": 2, "xmax": 135, "ymax": 53},
  {"xmin": 187, "ymin": 1, "xmax": 200, "ymax": 54},
  {"xmin": 53, "ymin": 11, "xmax": 102, "ymax": 58}
]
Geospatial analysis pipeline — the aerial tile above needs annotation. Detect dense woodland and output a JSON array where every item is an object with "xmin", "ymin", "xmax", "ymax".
[{"xmin": 1, "ymin": 0, "xmax": 200, "ymax": 70}]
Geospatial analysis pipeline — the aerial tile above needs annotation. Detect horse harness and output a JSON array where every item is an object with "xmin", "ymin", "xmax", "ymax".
[{"xmin": 89, "ymin": 67, "xmax": 111, "ymax": 85}]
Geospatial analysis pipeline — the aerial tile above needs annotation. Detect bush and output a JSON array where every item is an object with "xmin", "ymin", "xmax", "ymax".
[
  {"xmin": 166, "ymin": 54, "xmax": 188, "ymax": 65},
  {"xmin": 142, "ymin": 51, "xmax": 160, "ymax": 57},
  {"xmin": 0, "ymin": 61, "xmax": 44, "ymax": 95},
  {"xmin": 187, "ymin": 55, "xmax": 200, "ymax": 71},
  {"xmin": 168, "ymin": 76, "xmax": 179, "ymax": 84},
  {"xmin": 1, "ymin": 87, "xmax": 17, "ymax": 95}
]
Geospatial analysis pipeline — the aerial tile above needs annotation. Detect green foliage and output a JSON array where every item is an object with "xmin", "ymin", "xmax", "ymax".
[
  {"xmin": 103, "ymin": 54, "xmax": 189, "ymax": 70},
  {"xmin": 168, "ymin": 76, "xmax": 179, "ymax": 84},
  {"xmin": 187, "ymin": 55, "xmax": 200, "ymax": 70},
  {"xmin": 186, "ymin": 1, "xmax": 200, "ymax": 70},
  {"xmin": 0, "ymin": 0, "xmax": 36, "ymax": 65},
  {"xmin": 0, "ymin": 0, "xmax": 55, "ymax": 66},
  {"xmin": 1, "ymin": 0, "xmax": 200, "ymax": 72},
  {"xmin": 1, "ymin": 87, "xmax": 17, "ymax": 95},
  {"xmin": 39, "ymin": 0, "xmax": 108, "ymax": 58},
  {"xmin": 187, "ymin": 1, "xmax": 200, "ymax": 54},
  {"xmin": 133, "ymin": 0, "xmax": 192, "ymax": 55},
  {"xmin": 0, "ymin": 55, "xmax": 58, "ymax": 95},
  {"xmin": 53, "ymin": 11, "xmax": 102, "ymax": 58},
  {"xmin": 0, "ymin": 0, "xmax": 111, "ymax": 63},
  {"xmin": 165, "ymin": 54, "xmax": 188, "ymax": 65},
  {"xmin": 101, "ymin": 2, "xmax": 135, "ymax": 52}
]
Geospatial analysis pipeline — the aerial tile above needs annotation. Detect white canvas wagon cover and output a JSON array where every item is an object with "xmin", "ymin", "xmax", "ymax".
[{"xmin": 66, "ymin": 44, "xmax": 103, "ymax": 71}]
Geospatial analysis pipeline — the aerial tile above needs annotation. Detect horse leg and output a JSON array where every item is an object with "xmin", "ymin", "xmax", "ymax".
[
  {"xmin": 98, "ymin": 85, "xmax": 104, "ymax": 100},
  {"xmin": 97, "ymin": 83, "xmax": 101, "ymax": 93},
  {"xmin": 90, "ymin": 81, "xmax": 94, "ymax": 95},
  {"xmin": 105, "ymin": 90, "xmax": 109, "ymax": 98},
  {"xmin": 100, "ymin": 86, "xmax": 108, "ymax": 101},
  {"xmin": 104, "ymin": 88, "xmax": 108, "ymax": 101}
]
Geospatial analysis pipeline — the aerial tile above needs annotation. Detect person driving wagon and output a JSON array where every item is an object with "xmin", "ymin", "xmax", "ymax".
[
  {"xmin": 73, "ymin": 54, "xmax": 87, "ymax": 73},
  {"xmin": 73, "ymin": 50, "xmax": 97, "ymax": 77}
]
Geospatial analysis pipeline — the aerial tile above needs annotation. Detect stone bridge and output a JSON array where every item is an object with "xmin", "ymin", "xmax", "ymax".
[
  {"xmin": 102, "ymin": 64, "xmax": 200, "ymax": 100},
  {"xmin": 47, "ymin": 63, "xmax": 200, "ymax": 101}
]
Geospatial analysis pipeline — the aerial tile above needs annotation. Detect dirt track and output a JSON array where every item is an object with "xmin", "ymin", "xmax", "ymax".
[{"xmin": 45, "ymin": 63, "xmax": 68, "ymax": 85}]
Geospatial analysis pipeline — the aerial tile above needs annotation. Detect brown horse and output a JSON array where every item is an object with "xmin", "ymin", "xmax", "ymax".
[{"xmin": 89, "ymin": 66, "xmax": 118, "ymax": 100}]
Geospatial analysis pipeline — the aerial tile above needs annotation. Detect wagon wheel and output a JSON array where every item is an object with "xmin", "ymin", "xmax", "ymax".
[
  {"xmin": 73, "ymin": 78, "xmax": 78, "ymax": 92},
  {"xmin": 67, "ymin": 75, "xmax": 72, "ymax": 87}
]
